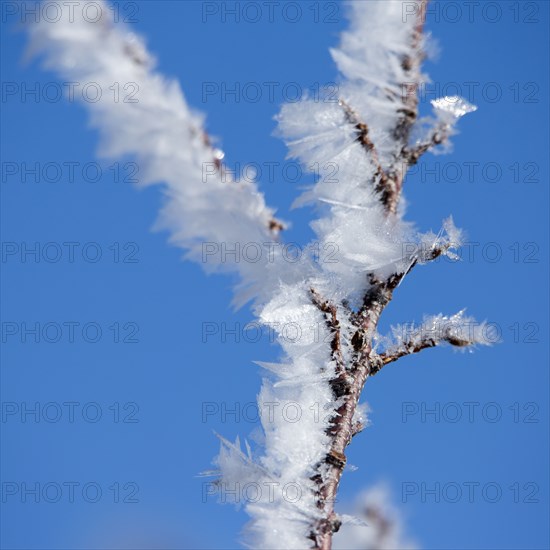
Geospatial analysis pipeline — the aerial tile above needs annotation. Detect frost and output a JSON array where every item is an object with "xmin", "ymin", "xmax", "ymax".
[
  {"xmin": 352, "ymin": 402, "xmax": 371, "ymax": 430},
  {"xmin": 328, "ymin": 1, "xmax": 426, "ymax": 168},
  {"xmin": 27, "ymin": 0, "xmax": 283, "ymax": 305},
  {"xmin": 424, "ymin": 96, "xmax": 478, "ymax": 151},
  {"xmin": 431, "ymin": 96, "xmax": 478, "ymax": 119},
  {"xmin": 386, "ymin": 310, "xmax": 496, "ymax": 355},
  {"xmin": 27, "ymin": 1, "xmax": 488, "ymax": 548},
  {"xmin": 411, "ymin": 216, "xmax": 464, "ymax": 265},
  {"xmin": 333, "ymin": 485, "xmax": 418, "ymax": 550}
]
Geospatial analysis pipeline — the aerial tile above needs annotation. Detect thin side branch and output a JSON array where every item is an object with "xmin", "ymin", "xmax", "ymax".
[
  {"xmin": 374, "ymin": 338, "xmax": 437, "ymax": 372},
  {"xmin": 403, "ymin": 126, "xmax": 446, "ymax": 166}
]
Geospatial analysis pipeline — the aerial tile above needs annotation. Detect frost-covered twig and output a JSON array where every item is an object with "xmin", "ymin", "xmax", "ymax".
[
  {"xmin": 276, "ymin": 2, "xmax": 481, "ymax": 548},
  {"xmin": 26, "ymin": 0, "xmax": 284, "ymax": 303},
  {"xmin": 27, "ymin": 1, "xmax": 491, "ymax": 549},
  {"xmin": 374, "ymin": 311, "xmax": 494, "ymax": 374}
]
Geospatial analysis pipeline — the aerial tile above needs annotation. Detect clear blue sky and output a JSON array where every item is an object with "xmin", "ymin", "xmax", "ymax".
[{"xmin": 1, "ymin": 1, "xmax": 548, "ymax": 549}]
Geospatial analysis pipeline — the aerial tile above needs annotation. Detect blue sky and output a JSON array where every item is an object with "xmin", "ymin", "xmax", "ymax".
[{"xmin": 1, "ymin": 1, "xmax": 548, "ymax": 549}]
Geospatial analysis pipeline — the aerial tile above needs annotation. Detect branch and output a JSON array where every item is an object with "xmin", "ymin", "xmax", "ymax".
[
  {"xmin": 403, "ymin": 125, "xmax": 446, "ymax": 166},
  {"xmin": 393, "ymin": 1, "xmax": 428, "ymax": 149},
  {"xmin": 373, "ymin": 310, "xmax": 495, "ymax": 374},
  {"xmin": 374, "ymin": 338, "xmax": 437, "ymax": 373},
  {"xmin": 310, "ymin": 3, "xmax": 434, "ymax": 548},
  {"xmin": 338, "ymin": 98, "xmax": 396, "ymax": 207},
  {"xmin": 28, "ymin": 0, "xmax": 284, "ymax": 275},
  {"xmin": 29, "ymin": 3, "xmax": 489, "ymax": 550},
  {"xmin": 201, "ymin": 129, "xmax": 284, "ymax": 235},
  {"xmin": 310, "ymin": 288, "xmax": 346, "ymax": 382},
  {"xmin": 336, "ymin": 3, "xmax": 429, "ymax": 216},
  {"xmin": 339, "ymin": 100, "xmax": 383, "ymax": 166}
]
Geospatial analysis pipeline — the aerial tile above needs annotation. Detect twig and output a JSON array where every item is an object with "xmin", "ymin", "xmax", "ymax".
[{"xmin": 311, "ymin": 3, "xmax": 430, "ymax": 548}]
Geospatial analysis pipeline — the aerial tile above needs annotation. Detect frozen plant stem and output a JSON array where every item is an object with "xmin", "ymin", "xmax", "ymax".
[
  {"xmin": 306, "ymin": 2, "xmax": 486, "ymax": 545},
  {"xmin": 27, "ymin": 1, "xmax": 493, "ymax": 548},
  {"xmin": 308, "ymin": 6, "xmax": 430, "ymax": 547}
]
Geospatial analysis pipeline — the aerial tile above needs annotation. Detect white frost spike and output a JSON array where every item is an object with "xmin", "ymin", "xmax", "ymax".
[
  {"xmin": 431, "ymin": 96, "xmax": 478, "ymax": 119},
  {"xmin": 415, "ymin": 216, "xmax": 464, "ymax": 264},
  {"xmin": 442, "ymin": 216, "xmax": 464, "ymax": 247},
  {"xmin": 352, "ymin": 402, "xmax": 371, "ymax": 430}
]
